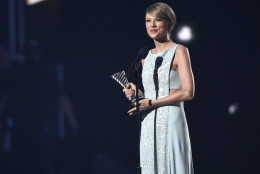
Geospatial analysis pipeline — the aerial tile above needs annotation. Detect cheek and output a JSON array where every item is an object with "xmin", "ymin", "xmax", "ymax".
[{"xmin": 145, "ymin": 23, "xmax": 150, "ymax": 31}]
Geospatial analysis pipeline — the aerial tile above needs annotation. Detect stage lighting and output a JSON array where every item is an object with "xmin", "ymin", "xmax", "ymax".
[
  {"xmin": 177, "ymin": 26, "xmax": 192, "ymax": 41},
  {"xmin": 228, "ymin": 102, "xmax": 239, "ymax": 115},
  {"xmin": 26, "ymin": 0, "xmax": 46, "ymax": 5}
]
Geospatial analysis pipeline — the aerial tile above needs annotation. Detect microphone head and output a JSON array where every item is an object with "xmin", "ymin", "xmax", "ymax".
[{"xmin": 137, "ymin": 47, "xmax": 149, "ymax": 59}]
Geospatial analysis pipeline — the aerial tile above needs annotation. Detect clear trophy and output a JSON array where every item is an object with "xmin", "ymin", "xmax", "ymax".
[{"xmin": 111, "ymin": 71, "xmax": 145, "ymax": 106}]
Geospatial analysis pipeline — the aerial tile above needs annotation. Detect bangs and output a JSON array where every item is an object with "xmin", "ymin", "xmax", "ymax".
[{"xmin": 146, "ymin": 4, "xmax": 171, "ymax": 22}]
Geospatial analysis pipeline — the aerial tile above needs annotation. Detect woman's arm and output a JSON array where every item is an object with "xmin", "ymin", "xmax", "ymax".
[{"xmin": 153, "ymin": 45, "xmax": 195, "ymax": 106}]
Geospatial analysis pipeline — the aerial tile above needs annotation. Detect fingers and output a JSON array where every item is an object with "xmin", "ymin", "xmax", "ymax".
[
  {"xmin": 127, "ymin": 102, "xmax": 141, "ymax": 115},
  {"xmin": 126, "ymin": 83, "xmax": 133, "ymax": 89},
  {"xmin": 127, "ymin": 83, "xmax": 136, "ymax": 90},
  {"xmin": 128, "ymin": 107, "xmax": 142, "ymax": 115},
  {"xmin": 126, "ymin": 83, "xmax": 131, "ymax": 88},
  {"xmin": 123, "ymin": 84, "xmax": 132, "ymax": 92},
  {"xmin": 123, "ymin": 87, "xmax": 135, "ymax": 99},
  {"xmin": 124, "ymin": 91, "xmax": 133, "ymax": 98},
  {"xmin": 127, "ymin": 100, "xmax": 150, "ymax": 115},
  {"xmin": 128, "ymin": 107, "xmax": 137, "ymax": 115}
]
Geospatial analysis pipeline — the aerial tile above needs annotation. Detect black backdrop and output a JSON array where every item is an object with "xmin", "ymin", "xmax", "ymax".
[{"xmin": 0, "ymin": 0, "xmax": 259, "ymax": 173}]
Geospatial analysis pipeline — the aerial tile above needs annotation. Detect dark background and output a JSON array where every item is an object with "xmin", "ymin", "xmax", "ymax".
[{"xmin": 0, "ymin": 0, "xmax": 259, "ymax": 173}]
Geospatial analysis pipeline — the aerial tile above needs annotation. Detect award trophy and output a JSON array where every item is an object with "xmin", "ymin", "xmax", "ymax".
[{"xmin": 111, "ymin": 71, "xmax": 145, "ymax": 106}]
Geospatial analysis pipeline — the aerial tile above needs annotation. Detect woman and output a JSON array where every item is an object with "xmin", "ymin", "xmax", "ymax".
[{"xmin": 123, "ymin": 2, "xmax": 195, "ymax": 174}]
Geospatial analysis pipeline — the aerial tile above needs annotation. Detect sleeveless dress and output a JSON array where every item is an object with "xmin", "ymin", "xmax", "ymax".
[{"xmin": 140, "ymin": 44, "xmax": 194, "ymax": 174}]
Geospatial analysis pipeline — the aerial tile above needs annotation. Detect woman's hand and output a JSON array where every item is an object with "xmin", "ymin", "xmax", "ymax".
[
  {"xmin": 123, "ymin": 83, "xmax": 136, "ymax": 100},
  {"xmin": 127, "ymin": 99, "xmax": 152, "ymax": 115}
]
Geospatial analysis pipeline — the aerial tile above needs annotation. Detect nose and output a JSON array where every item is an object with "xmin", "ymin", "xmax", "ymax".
[{"xmin": 150, "ymin": 20, "xmax": 156, "ymax": 27}]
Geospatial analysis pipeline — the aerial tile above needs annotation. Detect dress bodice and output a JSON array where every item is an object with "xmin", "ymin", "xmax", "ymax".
[{"xmin": 142, "ymin": 44, "xmax": 180, "ymax": 100}]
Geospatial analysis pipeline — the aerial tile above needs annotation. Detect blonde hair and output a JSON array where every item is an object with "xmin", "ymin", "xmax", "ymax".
[{"xmin": 146, "ymin": 2, "xmax": 176, "ymax": 38}]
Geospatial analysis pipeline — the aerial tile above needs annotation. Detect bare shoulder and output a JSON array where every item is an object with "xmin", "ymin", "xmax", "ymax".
[
  {"xmin": 176, "ymin": 45, "xmax": 189, "ymax": 55},
  {"xmin": 175, "ymin": 45, "xmax": 190, "ymax": 62}
]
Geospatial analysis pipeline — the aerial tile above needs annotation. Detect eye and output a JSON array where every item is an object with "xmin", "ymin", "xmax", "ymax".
[
  {"xmin": 145, "ymin": 19, "xmax": 151, "ymax": 22},
  {"xmin": 156, "ymin": 18, "xmax": 162, "ymax": 21}
]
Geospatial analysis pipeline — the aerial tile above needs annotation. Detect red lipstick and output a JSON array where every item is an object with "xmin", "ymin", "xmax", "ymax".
[{"xmin": 150, "ymin": 29, "xmax": 158, "ymax": 33}]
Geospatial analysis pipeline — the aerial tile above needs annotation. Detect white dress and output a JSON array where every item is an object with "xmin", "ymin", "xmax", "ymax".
[{"xmin": 140, "ymin": 44, "xmax": 194, "ymax": 174}]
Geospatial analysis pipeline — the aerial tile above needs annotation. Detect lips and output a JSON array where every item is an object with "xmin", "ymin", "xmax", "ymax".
[{"xmin": 150, "ymin": 29, "xmax": 158, "ymax": 33}]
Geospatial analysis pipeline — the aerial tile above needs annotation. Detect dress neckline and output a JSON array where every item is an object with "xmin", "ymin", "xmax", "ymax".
[{"xmin": 150, "ymin": 44, "xmax": 179, "ymax": 55}]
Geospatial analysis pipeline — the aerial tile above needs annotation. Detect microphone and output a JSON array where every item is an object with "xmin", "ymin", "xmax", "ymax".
[{"xmin": 126, "ymin": 47, "xmax": 149, "ymax": 78}]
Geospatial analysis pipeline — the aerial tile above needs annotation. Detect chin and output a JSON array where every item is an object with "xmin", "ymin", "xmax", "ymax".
[{"xmin": 148, "ymin": 34, "xmax": 158, "ymax": 39}]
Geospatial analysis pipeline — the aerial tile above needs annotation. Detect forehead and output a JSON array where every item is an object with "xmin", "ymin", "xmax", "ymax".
[{"xmin": 145, "ymin": 13, "xmax": 157, "ymax": 19}]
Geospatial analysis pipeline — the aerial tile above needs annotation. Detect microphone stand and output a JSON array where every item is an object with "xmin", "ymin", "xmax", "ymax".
[
  {"xmin": 134, "ymin": 63, "xmax": 142, "ymax": 174},
  {"xmin": 127, "ymin": 47, "xmax": 148, "ymax": 174}
]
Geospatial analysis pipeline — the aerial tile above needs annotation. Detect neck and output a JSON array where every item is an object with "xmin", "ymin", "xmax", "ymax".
[{"xmin": 153, "ymin": 36, "xmax": 172, "ymax": 52}]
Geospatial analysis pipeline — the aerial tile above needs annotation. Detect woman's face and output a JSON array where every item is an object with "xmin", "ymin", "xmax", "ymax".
[{"xmin": 145, "ymin": 13, "xmax": 170, "ymax": 40}]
